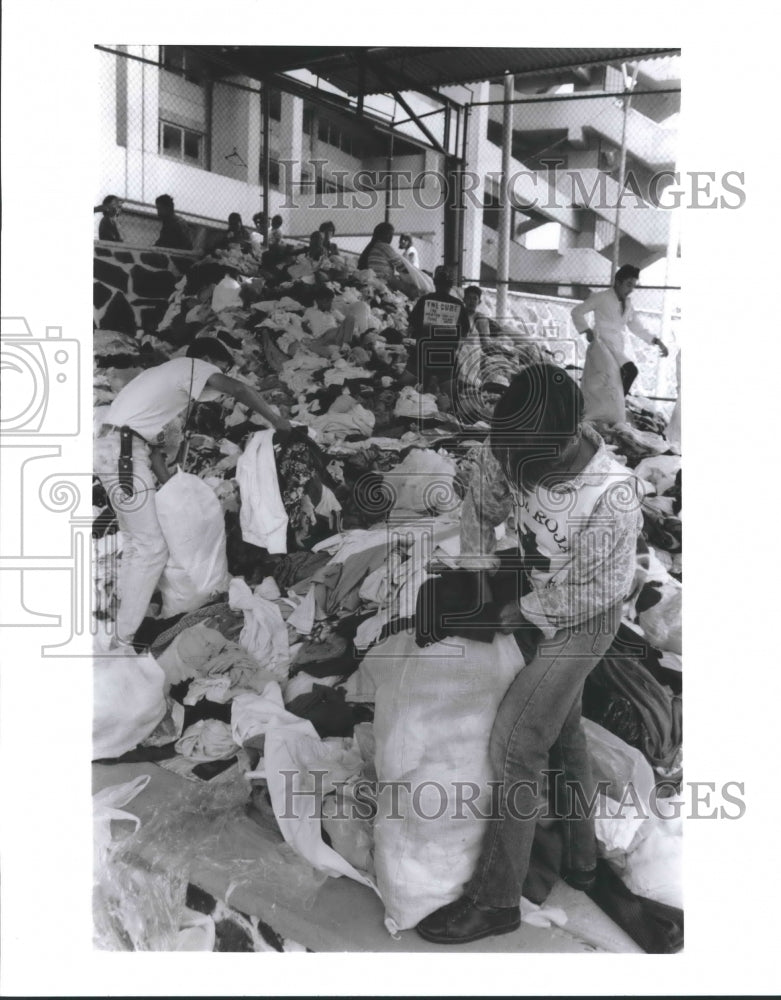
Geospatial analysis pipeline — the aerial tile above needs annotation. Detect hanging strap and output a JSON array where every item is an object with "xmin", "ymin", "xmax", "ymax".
[{"xmin": 174, "ymin": 358, "xmax": 197, "ymax": 471}]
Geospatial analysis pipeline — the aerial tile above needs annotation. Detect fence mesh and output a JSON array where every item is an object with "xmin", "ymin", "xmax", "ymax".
[{"xmin": 95, "ymin": 45, "xmax": 680, "ymax": 401}]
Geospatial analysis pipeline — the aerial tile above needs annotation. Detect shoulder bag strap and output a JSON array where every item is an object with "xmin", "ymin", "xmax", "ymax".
[{"xmin": 174, "ymin": 358, "xmax": 197, "ymax": 470}]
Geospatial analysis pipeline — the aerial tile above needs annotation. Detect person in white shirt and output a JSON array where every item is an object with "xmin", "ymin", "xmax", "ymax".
[
  {"xmin": 268, "ymin": 214, "xmax": 284, "ymax": 247},
  {"xmin": 95, "ymin": 338, "xmax": 291, "ymax": 647},
  {"xmin": 399, "ymin": 233, "xmax": 419, "ymax": 268},
  {"xmin": 571, "ymin": 264, "xmax": 668, "ymax": 399},
  {"xmin": 249, "ymin": 212, "xmax": 266, "ymax": 251},
  {"xmin": 301, "ymin": 287, "xmax": 357, "ymax": 355}
]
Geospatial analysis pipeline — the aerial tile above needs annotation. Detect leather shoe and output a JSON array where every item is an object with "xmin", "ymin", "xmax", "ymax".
[
  {"xmin": 416, "ymin": 896, "xmax": 520, "ymax": 944},
  {"xmin": 561, "ymin": 866, "xmax": 597, "ymax": 892}
]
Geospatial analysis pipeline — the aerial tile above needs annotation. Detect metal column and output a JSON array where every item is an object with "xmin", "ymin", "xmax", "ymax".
[
  {"xmin": 496, "ymin": 73, "xmax": 514, "ymax": 320},
  {"xmin": 261, "ymin": 84, "xmax": 271, "ymax": 241}
]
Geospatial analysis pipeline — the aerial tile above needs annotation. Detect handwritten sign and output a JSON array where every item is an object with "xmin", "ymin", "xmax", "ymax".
[{"xmin": 422, "ymin": 299, "xmax": 461, "ymax": 328}]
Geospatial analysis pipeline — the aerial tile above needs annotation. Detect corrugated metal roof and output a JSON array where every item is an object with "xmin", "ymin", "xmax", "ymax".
[
  {"xmin": 319, "ymin": 47, "xmax": 680, "ymax": 95},
  {"xmin": 201, "ymin": 46, "xmax": 680, "ymax": 97}
]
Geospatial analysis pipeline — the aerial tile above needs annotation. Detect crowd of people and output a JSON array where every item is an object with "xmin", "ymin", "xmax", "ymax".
[{"xmin": 93, "ymin": 189, "xmax": 679, "ymax": 951}]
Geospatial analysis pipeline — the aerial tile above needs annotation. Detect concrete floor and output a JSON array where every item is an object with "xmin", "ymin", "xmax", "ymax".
[{"xmin": 93, "ymin": 761, "xmax": 642, "ymax": 954}]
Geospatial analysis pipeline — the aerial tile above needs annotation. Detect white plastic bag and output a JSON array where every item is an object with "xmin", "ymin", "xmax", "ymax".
[
  {"xmin": 93, "ymin": 653, "xmax": 167, "ymax": 759},
  {"xmin": 155, "ymin": 471, "xmax": 230, "ymax": 617},
  {"xmin": 233, "ymin": 685, "xmax": 378, "ymax": 893},
  {"xmin": 382, "ymin": 447, "xmax": 458, "ymax": 515},
  {"xmin": 229, "ymin": 577, "xmax": 289, "ymax": 682},
  {"xmin": 396, "ymin": 256, "xmax": 435, "ymax": 295},
  {"xmin": 211, "ymin": 275, "xmax": 242, "ymax": 313},
  {"xmin": 94, "ymin": 774, "xmax": 152, "ymax": 862},
  {"xmin": 582, "ymin": 717, "xmax": 655, "ymax": 804},
  {"xmin": 581, "ymin": 338, "xmax": 626, "ymax": 425},
  {"xmin": 634, "ymin": 454, "xmax": 681, "ymax": 497},
  {"xmin": 638, "ymin": 576, "xmax": 682, "ymax": 654},
  {"xmin": 369, "ymin": 630, "xmax": 524, "ymax": 933},
  {"xmin": 619, "ymin": 801, "xmax": 683, "ymax": 909}
]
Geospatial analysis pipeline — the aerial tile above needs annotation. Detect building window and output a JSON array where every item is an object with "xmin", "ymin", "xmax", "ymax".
[
  {"xmin": 259, "ymin": 153, "xmax": 282, "ymax": 190},
  {"xmin": 159, "ymin": 120, "xmax": 205, "ymax": 166},
  {"xmin": 268, "ymin": 87, "xmax": 282, "ymax": 122},
  {"xmin": 160, "ymin": 46, "xmax": 205, "ymax": 85},
  {"xmin": 303, "ymin": 106, "xmax": 314, "ymax": 135},
  {"xmin": 315, "ymin": 170, "xmax": 352, "ymax": 194},
  {"xmin": 316, "ymin": 117, "xmax": 362, "ymax": 158}
]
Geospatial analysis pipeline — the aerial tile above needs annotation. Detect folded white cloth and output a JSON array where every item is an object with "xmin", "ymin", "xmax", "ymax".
[{"xmin": 236, "ymin": 429, "xmax": 288, "ymax": 553}]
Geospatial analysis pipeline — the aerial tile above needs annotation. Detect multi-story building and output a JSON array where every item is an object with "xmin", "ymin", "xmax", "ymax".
[
  {"xmin": 96, "ymin": 45, "xmax": 462, "ymax": 270},
  {"xmin": 96, "ymin": 47, "xmax": 679, "ymax": 311}
]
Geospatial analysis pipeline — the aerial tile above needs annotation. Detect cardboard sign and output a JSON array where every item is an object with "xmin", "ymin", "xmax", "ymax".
[{"xmin": 422, "ymin": 299, "xmax": 461, "ymax": 328}]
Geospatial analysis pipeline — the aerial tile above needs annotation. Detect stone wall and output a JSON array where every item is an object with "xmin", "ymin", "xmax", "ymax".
[{"xmin": 93, "ymin": 241, "xmax": 198, "ymax": 337}]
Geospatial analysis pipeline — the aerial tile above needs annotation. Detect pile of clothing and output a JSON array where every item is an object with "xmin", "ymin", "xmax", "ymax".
[{"xmin": 92, "ymin": 243, "xmax": 684, "ymax": 953}]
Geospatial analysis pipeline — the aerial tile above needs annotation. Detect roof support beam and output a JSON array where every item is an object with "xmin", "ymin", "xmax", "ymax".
[
  {"xmin": 360, "ymin": 57, "xmax": 448, "ymax": 154},
  {"xmin": 390, "ymin": 89, "xmax": 447, "ymax": 155},
  {"xmin": 362, "ymin": 55, "xmax": 462, "ymax": 113}
]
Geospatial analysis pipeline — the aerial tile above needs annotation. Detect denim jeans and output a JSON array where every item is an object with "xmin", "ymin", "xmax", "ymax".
[{"xmin": 465, "ymin": 601, "xmax": 621, "ymax": 909}]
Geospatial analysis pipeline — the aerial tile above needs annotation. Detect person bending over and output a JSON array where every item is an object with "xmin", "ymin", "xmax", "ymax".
[
  {"xmin": 95, "ymin": 337, "xmax": 291, "ymax": 648},
  {"xmin": 416, "ymin": 362, "xmax": 643, "ymax": 945}
]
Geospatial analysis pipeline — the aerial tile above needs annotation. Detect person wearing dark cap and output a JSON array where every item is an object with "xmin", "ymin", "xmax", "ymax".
[
  {"xmin": 571, "ymin": 264, "xmax": 668, "ymax": 399},
  {"xmin": 417, "ymin": 363, "xmax": 643, "ymax": 945},
  {"xmin": 94, "ymin": 337, "xmax": 291, "ymax": 647},
  {"xmin": 406, "ymin": 265, "xmax": 470, "ymax": 401},
  {"xmin": 154, "ymin": 194, "xmax": 194, "ymax": 250}
]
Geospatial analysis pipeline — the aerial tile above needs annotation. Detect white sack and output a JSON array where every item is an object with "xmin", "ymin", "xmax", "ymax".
[
  {"xmin": 93, "ymin": 653, "xmax": 166, "ymax": 759},
  {"xmin": 370, "ymin": 630, "xmax": 524, "ymax": 933},
  {"xmin": 155, "ymin": 471, "xmax": 230, "ymax": 617},
  {"xmin": 581, "ymin": 338, "xmax": 626, "ymax": 425}
]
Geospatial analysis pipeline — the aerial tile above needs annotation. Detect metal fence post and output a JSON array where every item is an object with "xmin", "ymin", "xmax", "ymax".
[{"xmin": 496, "ymin": 73, "xmax": 514, "ymax": 320}]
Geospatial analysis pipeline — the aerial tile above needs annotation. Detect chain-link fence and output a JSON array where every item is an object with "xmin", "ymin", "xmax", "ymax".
[
  {"xmin": 95, "ymin": 46, "xmax": 679, "ymax": 401},
  {"xmin": 95, "ymin": 45, "xmax": 466, "ymax": 263},
  {"xmin": 455, "ymin": 56, "xmax": 681, "ymax": 406}
]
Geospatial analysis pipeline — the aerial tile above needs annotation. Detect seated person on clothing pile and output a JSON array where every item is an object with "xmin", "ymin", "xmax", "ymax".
[
  {"xmin": 318, "ymin": 220, "xmax": 340, "ymax": 257},
  {"xmin": 301, "ymin": 287, "xmax": 360, "ymax": 357},
  {"xmin": 249, "ymin": 212, "xmax": 266, "ymax": 252},
  {"xmin": 360, "ymin": 328, "xmax": 409, "ymax": 384},
  {"xmin": 416, "ymin": 363, "xmax": 644, "ymax": 945},
  {"xmin": 95, "ymin": 195, "xmax": 124, "ymax": 243},
  {"xmin": 357, "ymin": 222, "xmax": 420, "ymax": 299},
  {"xmin": 224, "ymin": 212, "xmax": 253, "ymax": 253},
  {"xmin": 94, "ymin": 337, "xmax": 292, "ymax": 650},
  {"xmin": 268, "ymin": 213, "xmax": 284, "ymax": 247},
  {"xmin": 405, "ymin": 264, "xmax": 470, "ymax": 411},
  {"xmin": 288, "ymin": 230, "xmax": 346, "ymax": 282},
  {"xmin": 154, "ymin": 193, "xmax": 194, "ymax": 251},
  {"xmin": 455, "ymin": 285, "xmax": 494, "ymax": 422}
]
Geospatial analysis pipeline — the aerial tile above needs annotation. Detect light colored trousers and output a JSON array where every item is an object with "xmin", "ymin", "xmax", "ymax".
[{"xmin": 95, "ymin": 431, "xmax": 168, "ymax": 642}]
